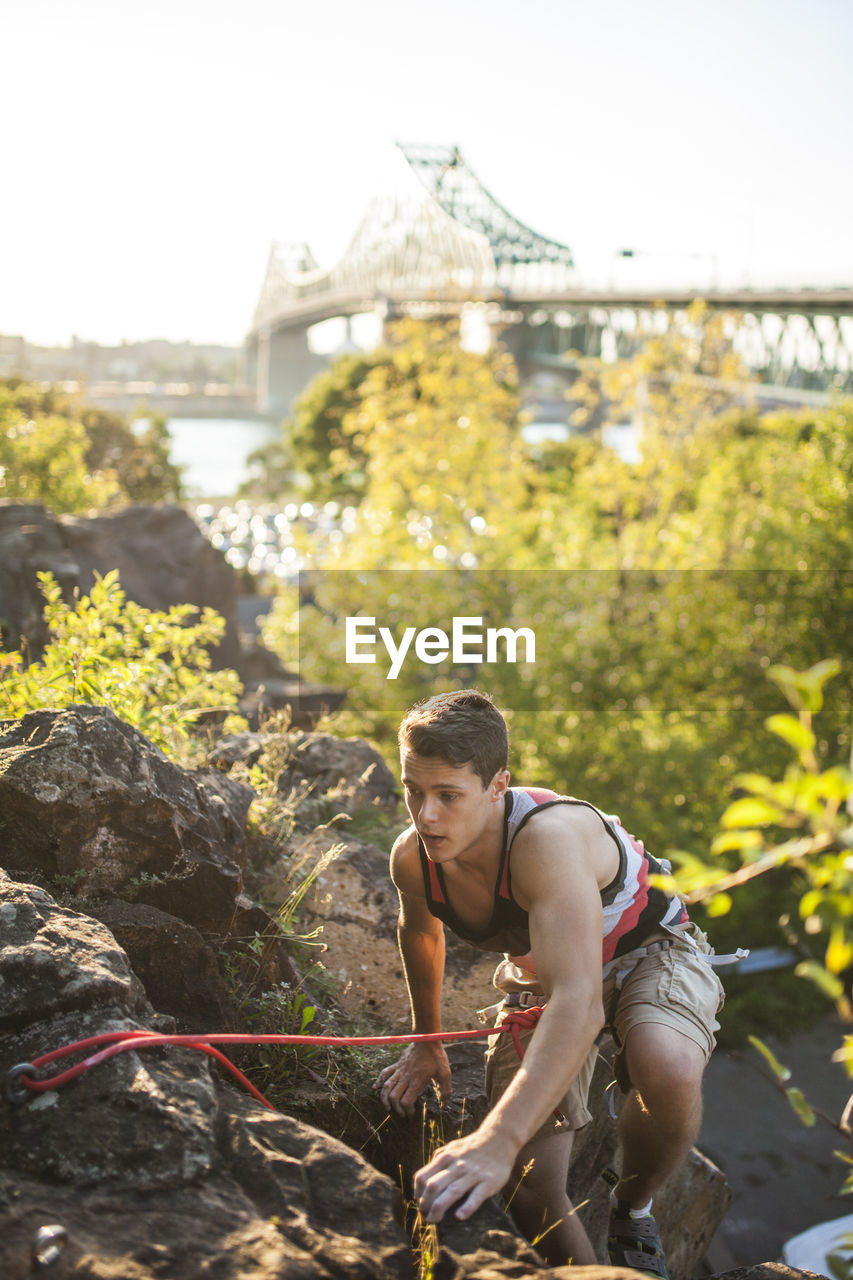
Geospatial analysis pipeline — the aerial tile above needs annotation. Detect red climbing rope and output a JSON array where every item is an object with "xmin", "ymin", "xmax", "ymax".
[{"xmin": 6, "ymin": 1007, "xmax": 547, "ymax": 1111}]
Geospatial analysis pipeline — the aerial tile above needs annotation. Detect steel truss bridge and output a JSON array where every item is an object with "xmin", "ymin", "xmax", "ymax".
[{"xmin": 246, "ymin": 143, "xmax": 853, "ymax": 419}]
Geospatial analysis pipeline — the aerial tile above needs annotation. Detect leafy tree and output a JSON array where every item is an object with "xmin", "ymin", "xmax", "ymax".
[
  {"xmin": 257, "ymin": 315, "xmax": 852, "ymax": 1041},
  {"xmin": 0, "ymin": 570, "xmax": 243, "ymax": 756},
  {"xmin": 79, "ymin": 404, "xmax": 183, "ymax": 504},
  {"xmin": 0, "ymin": 379, "xmax": 183, "ymax": 512},
  {"xmin": 246, "ymin": 319, "xmax": 531, "ymax": 536},
  {"xmin": 0, "ymin": 405, "xmax": 120, "ymax": 513},
  {"xmin": 666, "ymin": 661, "xmax": 853, "ymax": 1145},
  {"xmin": 280, "ymin": 349, "xmax": 385, "ymax": 503}
]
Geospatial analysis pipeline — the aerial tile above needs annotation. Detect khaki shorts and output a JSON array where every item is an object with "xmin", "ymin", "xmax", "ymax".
[{"xmin": 483, "ymin": 920, "xmax": 725, "ymax": 1139}]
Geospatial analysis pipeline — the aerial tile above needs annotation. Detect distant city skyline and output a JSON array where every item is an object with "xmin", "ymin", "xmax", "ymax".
[{"xmin": 3, "ymin": 0, "xmax": 852, "ymax": 348}]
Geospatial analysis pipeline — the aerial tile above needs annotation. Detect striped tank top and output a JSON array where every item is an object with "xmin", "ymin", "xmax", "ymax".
[{"xmin": 417, "ymin": 786, "xmax": 687, "ymax": 966}]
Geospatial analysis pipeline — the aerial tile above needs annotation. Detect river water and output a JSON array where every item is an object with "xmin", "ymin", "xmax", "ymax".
[
  {"xmin": 168, "ymin": 416, "xmax": 639, "ymax": 501},
  {"xmin": 167, "ymin": 417, "xmax": 280, "ymax": 499}
]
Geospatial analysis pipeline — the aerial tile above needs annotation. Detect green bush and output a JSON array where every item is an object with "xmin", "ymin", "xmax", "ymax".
[
  {"xmin": 0, "ymin": 570, "xmax": 244, "ymax": 755},
  {"xmin": 0, "ymin": 378, "xmax": 183, "ymax": 512}
]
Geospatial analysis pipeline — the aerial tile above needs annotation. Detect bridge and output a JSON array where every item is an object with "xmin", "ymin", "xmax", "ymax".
[{"xmin": 245, "ymin": 143, "xmax": 853, "ymax": 420}]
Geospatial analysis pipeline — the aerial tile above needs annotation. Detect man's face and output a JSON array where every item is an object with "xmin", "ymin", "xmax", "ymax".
[{"xmin": 400, "ymin": 749, "xmax": 509, "ymax": 863}]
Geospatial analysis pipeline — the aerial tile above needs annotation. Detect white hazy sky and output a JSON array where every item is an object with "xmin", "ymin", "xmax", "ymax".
[{"xmin": 3, "ymin": 0, "xmax": 852, "ymax": 347}]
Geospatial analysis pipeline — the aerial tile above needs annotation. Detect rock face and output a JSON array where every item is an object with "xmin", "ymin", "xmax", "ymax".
[
  {"xmin": 0, "ymin": 705, "xmax": 249, "ymax": 930},
  {"xmin": 0, "ymin": 872, "xmax": 414, "ymax": 1280},
  {"xmin": 276, "ymin": 731, "xmax": 399, "ymax": 814},
  {"xmin": 0, "ymin": 703, "xmax": 299, "ymax": 1017},
  {"xmin": 290, "ymin": 828, "xmax": 500, "ymax": 1031},
  {"xmin": 0, "ymin": 501, "xmax": 81, "ymax": 654}
]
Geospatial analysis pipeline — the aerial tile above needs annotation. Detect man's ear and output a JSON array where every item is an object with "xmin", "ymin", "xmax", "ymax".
[{"xmin": 490, "ymin": 769, "xmax": 510, "ymax": 799}]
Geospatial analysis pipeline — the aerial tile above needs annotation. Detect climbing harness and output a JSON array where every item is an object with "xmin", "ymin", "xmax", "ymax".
[{"xmin": 5, "ymin": 1006, "xmax": 548, "ymax": 1111}]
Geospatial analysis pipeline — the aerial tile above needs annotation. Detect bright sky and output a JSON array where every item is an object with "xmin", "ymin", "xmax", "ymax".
[{"xmin": 3, "ymin": 0, "xmax": 852, "ymax": 347}]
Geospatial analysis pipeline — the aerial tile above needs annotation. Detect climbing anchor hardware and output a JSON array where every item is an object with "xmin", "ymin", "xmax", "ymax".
[{"xmin": 7, "ymin": 1062, "xmax": 38, "ymax": 1105}]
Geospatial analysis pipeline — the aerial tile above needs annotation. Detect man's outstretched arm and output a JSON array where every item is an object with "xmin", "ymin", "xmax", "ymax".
[
  {"xmin": 413, "ymin": 808, "xmax": 608, "ymax": 1223},
  {"xmin": 375, "ymin": 834, "xmax": 452, "ymax": 1114}
]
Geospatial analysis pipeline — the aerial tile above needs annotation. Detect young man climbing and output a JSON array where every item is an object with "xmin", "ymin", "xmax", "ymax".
[{"xmin": 374, "ymin": 689, "xmax": 726, "ymax": 1275}]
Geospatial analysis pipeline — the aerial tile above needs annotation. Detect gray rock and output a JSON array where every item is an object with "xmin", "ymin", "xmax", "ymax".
[
  {"xmin": 0, "ymin": 705, "xmax": 247, "ymax": 929},
  {"xmin": 0, "ymin": 502, "xmax": 80, "ymax": 654},
  {"xmin": 0, "ymin": 872, "xmax": 148, "ymax": 1034},
  {"xmin": 277, "ymin": 731, "xmax": 399, "ymax": 814},
  {"xmin": 0, "ymin": 873, "xmax": 413, "ymax": 1280},
  {"xmin": 91, "ymin": 899, "xmax": 240, "ymax": 1032}
]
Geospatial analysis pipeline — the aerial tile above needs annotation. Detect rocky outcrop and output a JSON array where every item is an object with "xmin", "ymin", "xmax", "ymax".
[
  {"xmin": 0, "ymin": 704, "xmax": 299, "ymax": 1013},
  {"xmin": 284, "ymin": 828, "xmax": 499, "ymax": 1030},
  {"xmin": 0, "ymin": 702, "xmax": 813, "ymax": 1278},
  {"xmin": 0, "ymin": 870, "xmax": 673, "ymax": 1280},
  {"xmin": 0, "ymin": 872, "xmax": 414, "ymax": 1280},
  {"xmin": 276, "ymin": 731, "xmax": 399, "ymax": 813},
  {"xmin": 0, "ymin": 502, "xmax": 81, "ymax": 655},
  {"xmin": 92, "ymin": 899, "xmax": 240, "ymax": 1031},
  {"xmin": 0, "ymin": 705, "xmax": 249, "ymax": 929}
]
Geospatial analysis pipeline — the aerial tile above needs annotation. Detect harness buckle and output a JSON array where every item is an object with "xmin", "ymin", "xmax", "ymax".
[{"xmin": 502, "ymin": 991, "xmax": 539, "ymax": 1010}]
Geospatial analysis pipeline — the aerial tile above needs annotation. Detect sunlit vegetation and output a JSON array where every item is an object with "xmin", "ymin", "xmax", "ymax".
[
  {"xmin": 0, "ymin": 378, "xmax": 183, "ymax": 512},
  {"xmin": 252, "ymin": 312, "xmax": 853, "ymax": 1038}
]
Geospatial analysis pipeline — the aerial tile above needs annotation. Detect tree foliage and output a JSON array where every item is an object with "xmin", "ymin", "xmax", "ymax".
[
  {"xmin": 0, "ymin": 570, "xmax": 243, "ymax": 755},
  {"xmin": 0, "ymin": 379, "xmax": 183, "ymax": 513},
  {"xmin": 256, "ymin": 315, "xmax": 853, "ymax": 1032},
  {"xmin": 247, "ymin": 319, "xmax": 531, "ymax": 544}
]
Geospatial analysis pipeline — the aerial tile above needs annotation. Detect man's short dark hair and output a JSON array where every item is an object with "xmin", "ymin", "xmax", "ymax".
[{"xmin": 397, "ymin": 690, "xmax": 508, "ymax": 787}]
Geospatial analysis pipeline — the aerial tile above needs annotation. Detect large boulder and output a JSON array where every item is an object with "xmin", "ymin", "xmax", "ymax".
[
  {"xmin": 61, "ymin": 503, "xmax": 242, "ymax": 668},
  {"xmin": 0, "ymin": 872, "xmax": 414, "ymax": 1280},
  {"xmin": 0, "ymin": 704, "xmax": 300, "ymax": 996},
  {"xmin": 92, "ymin": 899, "xmax": 241, "ymax": 1032},
  {"xmin": 0, "ymin": 705, "xmax": 248, "ymax": 929},
  {"xmin": 0, "ymin": 502, "xmax": 80, "ymax": 653}
]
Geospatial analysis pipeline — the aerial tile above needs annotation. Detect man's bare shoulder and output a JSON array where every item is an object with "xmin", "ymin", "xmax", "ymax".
[
  {"xmin": 511, "ymin": 800, "xmax": 618, "ymax": 896},
  {"xmin": 517, "ymin": 799, "xmax": 610, "ymax": 844},
  {"xmin": 390, "ymin": 825, "xmax": 423, "ymax": 896}
]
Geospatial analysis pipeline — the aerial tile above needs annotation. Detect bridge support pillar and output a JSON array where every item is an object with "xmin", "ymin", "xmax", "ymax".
[{"xmin": 250, "ymin": 324, "xmax": 329, "ymax": 419}]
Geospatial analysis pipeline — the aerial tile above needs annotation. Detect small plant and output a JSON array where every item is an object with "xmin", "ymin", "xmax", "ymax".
[
  {"xmin": 0, "ymin": 570, "xmax": 244, "ymax": 757},
  {"xmin": 665, "ymin": 660, "xmax": 853, "ymax": 1191}
]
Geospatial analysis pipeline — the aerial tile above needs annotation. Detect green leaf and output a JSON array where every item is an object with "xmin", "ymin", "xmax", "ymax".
[
  {"xmin": 831, "ymin": 1038, "xmax": 853, "ymax": 1075},
  {"xmin": 770, "ymin": 659, "xmax": 843, "ymax": 714},
  {"xmin": 785, "ymin": 1086, "xmax": 817, "ymax": 1127},
  {"xmin": 795, "ymin": 959, "xmax": 844, "ymax": 1000},
  {"xmin": 799, "ymin": 889, "xmax": 825, "ymax": 919},
  {"xmin": 710, "ymin": 829, "xmax": 764, "ymax": 855},
  {"xmin": 765, "ymin": 713, "xmax": 816, "ymax": 756},
  {"xmin": 706, "ymin": 892, "xmax": 733, "ymax": 917},
  {"xmin": 827, "ymin": 1248, "xmax": 853, "ymax": 1280},
  {"xmin": 748, "ymin": 1035, "xmax": 791, "ymax": 1081},
  {"xmin": 721, "ymin": 797, "xmax": 784, "ymax": 828},
  {"xmin": 827, "ymin": 925, "xmax": 853, "ymax": 976}
]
